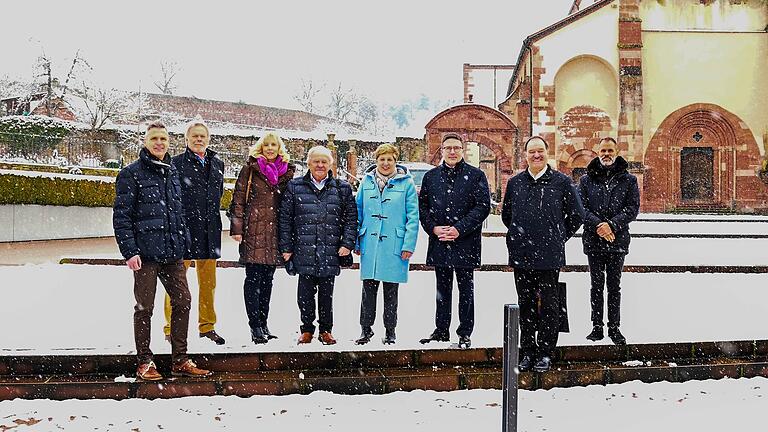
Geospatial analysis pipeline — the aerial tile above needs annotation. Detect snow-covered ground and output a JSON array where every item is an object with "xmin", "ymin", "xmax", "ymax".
[
  {"xmin": 2, "ymin": 216, "xmax": 767, "ymax": 430},
  {"xmin": 2, "ymin": 244, "xmax": 767, "ymax": 354},
  {"xmin": 1, "ymin": 377, "xmax": 766, "ymax": 431},
  {"xmin": 3, "ymin": 217, "xmax": 768, "ymax": 354}
]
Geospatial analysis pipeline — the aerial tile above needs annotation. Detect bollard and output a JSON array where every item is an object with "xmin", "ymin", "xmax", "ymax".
[{"xmin": 502, "ymin": 304, "xmax": 520, "ymax": 432}]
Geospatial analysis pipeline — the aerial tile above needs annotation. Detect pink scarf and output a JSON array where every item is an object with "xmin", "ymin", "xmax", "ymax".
[{"xmin": 257, "ymin": 155, "xmax": 288, "ymax": 186}]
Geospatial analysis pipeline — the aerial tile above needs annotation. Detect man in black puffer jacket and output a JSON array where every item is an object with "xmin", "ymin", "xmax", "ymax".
[
  {"xmin": 578, "ymin": 137, "xmax": 640, "ymax": 346},
  {"xmin": 502, "ymin": 136, "xmax": 584, "ymax": 373},
  {"xmin": 113, "ymin": 121, "xmax": 210, "ymax": 381},
  {"xmin": 279, "ymin": 145, "xmax": 357, "ymax": 346}
]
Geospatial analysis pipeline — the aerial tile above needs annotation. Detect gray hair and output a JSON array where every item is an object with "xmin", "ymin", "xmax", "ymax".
[{"xmin": 306, "ymin": 145, "xmax": 334, "ymax": 164}]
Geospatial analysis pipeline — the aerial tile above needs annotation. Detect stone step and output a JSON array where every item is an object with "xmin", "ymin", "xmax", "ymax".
[{"xmin": 1, "ymin": 340, "xmax": 766, "ymax": 400}]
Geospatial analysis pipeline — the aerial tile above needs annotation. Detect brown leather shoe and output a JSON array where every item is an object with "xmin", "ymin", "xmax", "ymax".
[
  {"xmin": 318, "ymin": 332, "xmax": 337, "ymax": 345},
  {"xmin": 297, "ymin": 332, "xmax": 313, "ymax": 344},
  {"xmin": 171, "ymin": 359, "xmax": 212, "ymax": 377},
  {"xmin": 136, "ymin": 361, "xmax": 163, "ymax": 381}
]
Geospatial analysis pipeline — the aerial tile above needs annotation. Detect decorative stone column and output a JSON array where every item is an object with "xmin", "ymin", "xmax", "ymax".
[
  {"xmin": 346, "ymin": 139, "xmax": 358, "ymax": 180},
  {"xmin": 326, "ymin": 133, "xmax": 338, "ymax": 177},
  {"xmin": 618, "ymin": 0, "xmax": 644, "ymax": 164}
]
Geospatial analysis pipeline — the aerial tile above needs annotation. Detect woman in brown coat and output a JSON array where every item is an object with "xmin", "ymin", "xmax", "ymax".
[{"xmin": 229, "ymin": 132, "xmax": 295, "ymax": 344}]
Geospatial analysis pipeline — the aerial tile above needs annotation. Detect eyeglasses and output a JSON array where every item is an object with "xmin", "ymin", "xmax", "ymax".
[{"xmin": 442, "ymin": 146, "xmax": 463, "ymax": 153}]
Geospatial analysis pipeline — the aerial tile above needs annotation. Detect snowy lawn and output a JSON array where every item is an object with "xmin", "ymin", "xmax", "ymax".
[
  {"xmin": 3, "ymin": 217, "xmax": 767, "ymax": 354},
  {"xmin": 0, "ymin": 377, "xmax": 766, "ymax": 431},
  {"xmin": 1, "ymin": 263, "xmax": 767, "ymax": 355}
]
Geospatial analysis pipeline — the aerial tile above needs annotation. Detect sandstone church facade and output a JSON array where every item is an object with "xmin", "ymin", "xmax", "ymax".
[{"xmin": 431, "ymin": 0, "xmax": 768, "ymax": 212}]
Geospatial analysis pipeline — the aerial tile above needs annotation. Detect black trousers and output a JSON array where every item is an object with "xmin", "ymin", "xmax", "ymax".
[
  {"xmin": 514, "ymin": 268, "xmax": 560, "ymax": 358},
  {"xmin": 435, "ymin": 266, "xmax": 474, "ymax": 337},
  {"xmin": 587, "ymin": 253, "xmax": 625, "ymax": 328},
  {"xmin": 360, "ymin": 279, "xmax": 399, "ymax": 330},
  {"xmin": 297, "ymin": 274, "xmax": 335, "ymax": 334},
  {"xmin": 243, "ymin": 263, "xmax": 276, "ymax": 336}
]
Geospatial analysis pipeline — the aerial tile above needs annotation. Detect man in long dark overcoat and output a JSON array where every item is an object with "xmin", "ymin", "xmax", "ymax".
[
  {"xmin": 418, "ymin": 134, "xmax": 490, "ymax": 349},
  {"xmin": 502, "ymin": 136, "xmax": 584, "ymax": 372}
]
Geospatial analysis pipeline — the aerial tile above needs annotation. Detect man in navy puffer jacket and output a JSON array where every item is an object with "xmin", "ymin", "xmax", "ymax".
[{"xmin": 113, "ymin": 121, "xmax": 210, "ymax": 381}]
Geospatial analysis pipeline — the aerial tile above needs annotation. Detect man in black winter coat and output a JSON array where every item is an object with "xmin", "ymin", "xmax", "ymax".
[
  {"xmin": 418, "ymin": 134, "xmax": 491, "ymax": 349},
  {"xmin": 502, "ymin": 136, "xmax": 584, "ymax": 372},
  {"xmin": 578, "ymin": 137, "xmax": 640, "ymax": 345},
  {"xmin": 163, "ymin": 121, "xmax": 226, "ymax": 345},
  {"xmin": 279, "ymin": 145, "xmax": 357, "ymax": 346},
  {"xmin": 113, "ymin": 121, "xmax": 211, "ymax": 381}
]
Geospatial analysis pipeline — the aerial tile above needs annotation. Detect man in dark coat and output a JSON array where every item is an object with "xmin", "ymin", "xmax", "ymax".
[
  {"xmin": 418, "ymin": 134, "xmax": 491, "ymax": 349},
  {"xmin": 163, "ymin": 121, "xmax": 226, "ymax": 345},
  {"xmin": 279, "ymin": 145, "xmax": 357, "ymax": 345},
  {"xmin": 502, "ymin": 136, "xmax": 584, "ymax": 372},
  {"xmin": 113, "ymin": 121, "xmax": 211, "ymax": 381},
  {"xmin": 578, "ymin": 137, "xmax": 640, "ymax": 345}
]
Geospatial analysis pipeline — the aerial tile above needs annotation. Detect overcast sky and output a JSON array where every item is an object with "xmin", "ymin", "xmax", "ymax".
[{"xmin": 4, "ymin": 1, "xmax": 573, "ymax": 110}]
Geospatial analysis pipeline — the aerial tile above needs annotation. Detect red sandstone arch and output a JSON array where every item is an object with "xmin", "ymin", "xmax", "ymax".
[
  {"xmin": 556, "ymin": 105, "xmax": 614, "ymax": 174},
  {"xmin": 424, "ymin": 104, "xmax": 518, "ymax": 192},
  {"xmin": 643, "ymin": 103, "xmax": 765, "ymax": 212}
]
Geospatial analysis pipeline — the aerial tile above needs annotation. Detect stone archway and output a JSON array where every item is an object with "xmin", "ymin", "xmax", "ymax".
[
  {"xmin": 556, "ymin": 105, "xmax": 615, "ymax": 176},
  {"xmin": 424, "ymin": 104, "xmax": 518, "ymax": 199},
  {"xmin": 568, "ymin": 149, "xmax": 597, "ymax": 183},
  {"xmin": 643, "ymin": 103, "xmax": 765, "ymax": 212}
]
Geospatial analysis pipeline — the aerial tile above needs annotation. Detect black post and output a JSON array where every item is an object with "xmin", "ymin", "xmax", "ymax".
[{"xmin": 502, "ymin": 304, "xmax": 520, "ymax": 432}]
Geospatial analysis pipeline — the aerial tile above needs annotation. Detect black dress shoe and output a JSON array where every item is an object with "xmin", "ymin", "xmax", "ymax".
[
  {"xmin": 586, "ymin": 325, "xmax": 604, "ymax": 341},
  {"xmin": 458, "ymin": 335, "xmax": 471, "ymax": 349},
  {"xmin": 518, "ymin": 355, "xmax": 534, "ymax": 372},
  {"xmin": 251, "ymin": 327, "xmax": 268, "ymax": 345},
  {"xmin": 608, "ymin": 326, "xmax": 627, "ymax": 345},
  {"xmin": 262, "ymin": 326, "xmax": 278, "ymax": 340},
  {"xmin": 355, "ymin": 327, "xmax": 374, "ymax": 345},
  {"xmin": 382, "ymin": 328, "xmax": 396, "ymax": 345},
  {"xmin": 419, "ymin": 329, "xmax": 450, "ymax": 344},
  {"xmin": 533, "ymin": 356, "xmax": 552, "ymax": 373},
  {"xmin": 200, "ymin": 330, "xmax": 226, "ymax": 345}
]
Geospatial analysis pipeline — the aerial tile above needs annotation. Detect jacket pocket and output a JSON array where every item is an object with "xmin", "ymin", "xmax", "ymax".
[
  {"xmin": 356, "ymin": 226, "xmax": 367, "ymax": 250},
  {"xmin": 134, "ymin": 219, "xmax": 164, "ymax": 257},
  {"xmin": 394, "ymin": 227, "xmax": 405, "ymax": 255}
]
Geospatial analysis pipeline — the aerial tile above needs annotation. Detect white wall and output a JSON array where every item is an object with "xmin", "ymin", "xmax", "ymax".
[{"xmin": 0, "ymin": 206, "xmax": 230, "ymax": 242}]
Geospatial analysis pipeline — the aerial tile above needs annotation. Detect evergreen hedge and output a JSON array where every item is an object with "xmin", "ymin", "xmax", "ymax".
[{"xmin": 0, "ymin": 173, "xmax": 233, "ymax": 209}]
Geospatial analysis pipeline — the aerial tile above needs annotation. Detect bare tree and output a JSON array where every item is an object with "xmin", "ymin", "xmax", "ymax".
[
  {"xmin": 78, "ymin": 83, "xmax": 130, "ymax": 130},
  {"xmin": 355, "ymin": 97, "xmax": 380, "ymax": 133},
  {"xmin": 326, "ymin": 82, "xmax": 360, "ymax": 123},
  {"xmin": 294, "ymin": 78, "xmax": 324, "ymax": 114},
  {"xmin": 154, "ymin": 61, "xmax": 179, "ymax": 95}
]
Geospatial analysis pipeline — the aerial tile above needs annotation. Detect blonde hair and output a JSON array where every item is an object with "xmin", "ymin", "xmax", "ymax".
[
  {"xmin": 373, "ymin": 143, "xmax": 399, "ymax": 160},
  {"xmin": 249, "ymin": 132, "xmax": 291, "ymax": 162},
  {"xmin": 305, "ymin": 145, "xmax": 334, "ymax": 164}
]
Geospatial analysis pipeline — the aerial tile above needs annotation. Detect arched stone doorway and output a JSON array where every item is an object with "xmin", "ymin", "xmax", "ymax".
[
  {"xmin": 643, "ymin": 103, "xmax": 765, "ymax": 212},
  {"xmin": 424, "ymin": 104, "xmax": 518, "ymax": 201}
]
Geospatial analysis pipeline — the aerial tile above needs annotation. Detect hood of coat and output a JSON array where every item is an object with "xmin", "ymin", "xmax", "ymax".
[
  {"xmin": 363, "ymin": 163, "xmax": 412, "ymax": 181},
  {"xmin": 587, "ymin": 155, "xmax": 628, "ymax": 179}
]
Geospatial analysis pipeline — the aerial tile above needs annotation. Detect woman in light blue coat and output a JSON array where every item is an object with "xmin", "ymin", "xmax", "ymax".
[{"xmin": 354, "ymin": 144, "xmax": 419, "ymax": 345}]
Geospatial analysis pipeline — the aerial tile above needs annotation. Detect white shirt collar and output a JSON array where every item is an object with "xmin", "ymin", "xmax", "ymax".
[
  {"xmin": 528, "ymin": 166, "xmax": 547, "ymax": 180},
  {"xmin": 311, "ymin": 174, "xmax": 329, "ymax": 190}
]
